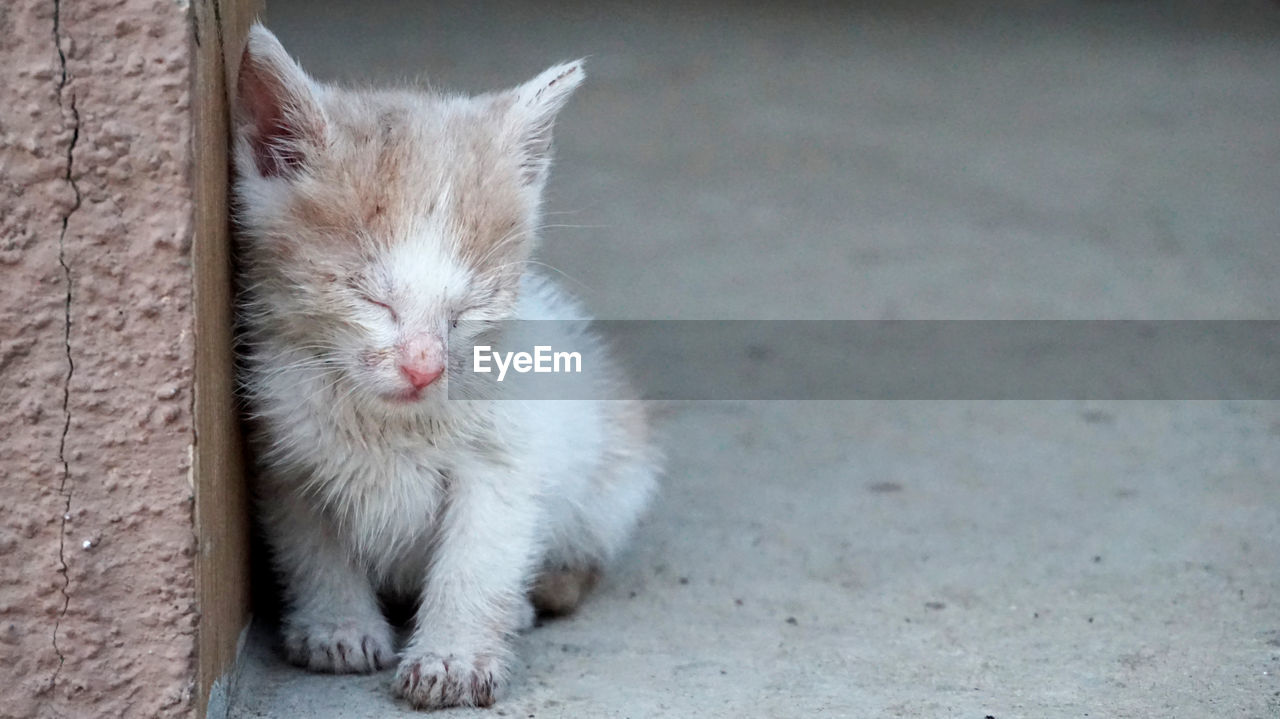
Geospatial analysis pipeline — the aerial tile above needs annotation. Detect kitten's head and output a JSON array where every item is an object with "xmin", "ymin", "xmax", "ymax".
[{"xmin": 232, "ymin": 24, "xmax": 582, "ymax": 407}]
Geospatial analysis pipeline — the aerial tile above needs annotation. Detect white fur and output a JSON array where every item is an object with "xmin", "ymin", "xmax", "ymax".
[{"xmin": 233, "ymin": 25, "xmax": 659, "ymax": 710}]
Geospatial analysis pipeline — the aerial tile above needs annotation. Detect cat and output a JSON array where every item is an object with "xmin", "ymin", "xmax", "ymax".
[{"xmin": 231, "ymin": 24, "xmax": 660, "ymax": 710}]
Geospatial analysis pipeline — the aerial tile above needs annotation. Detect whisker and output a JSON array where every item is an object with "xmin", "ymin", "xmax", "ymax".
[{"xmin": 487, "ymin": 259, "xmax": 592, "ymax": 292}]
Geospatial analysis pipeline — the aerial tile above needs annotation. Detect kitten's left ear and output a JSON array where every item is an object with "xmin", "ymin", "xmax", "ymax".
[{"xmin": 504, "ymin": 61, "xmax": 585, "ymax": 186}]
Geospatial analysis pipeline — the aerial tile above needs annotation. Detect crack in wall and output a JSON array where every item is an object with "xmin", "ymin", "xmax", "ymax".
[{"xmin": 49, "ymin": 0, "xmax": 81, "ymax": 692}]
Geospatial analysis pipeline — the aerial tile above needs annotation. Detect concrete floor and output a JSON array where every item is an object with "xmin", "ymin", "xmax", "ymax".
[{"xmin": 227, "ymin": 2, "xmax": 1280, "ymax": 717}]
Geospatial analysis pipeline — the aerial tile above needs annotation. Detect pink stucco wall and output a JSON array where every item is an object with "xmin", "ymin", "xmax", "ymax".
[{"xmin": 1, "ymin": 0, "xmax": 204, "ymax": 716}]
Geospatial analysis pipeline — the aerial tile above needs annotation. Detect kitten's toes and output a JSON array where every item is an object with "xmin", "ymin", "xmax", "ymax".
[
  {"xmin": 282, "ymin": 617, "xmax": 396, "ymax": 673},
  {"xmin": 394, "ymin": 651, "xmax": 505, "ymax": 709}
]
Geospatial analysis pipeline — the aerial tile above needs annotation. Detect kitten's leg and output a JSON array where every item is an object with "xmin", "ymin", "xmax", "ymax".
[
  {"xmin": 513, "ymin": 596, "xmax": 537, "ymax": 632},
  {"xmin": 532, "ymin": 409, "xmax": 658, "ymax": 617},
  {"xmin": 394, "ymin": 461, "xmax": 540, "ymax": 709},
  {"xmin": 262, "ymin": 489, "xmax": 396, "ymax": 673}
]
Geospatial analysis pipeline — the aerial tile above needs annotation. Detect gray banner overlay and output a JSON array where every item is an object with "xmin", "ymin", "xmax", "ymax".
[{"xmin": 448, "ymin": 321, "xmax": 1280, "ymax": 400}]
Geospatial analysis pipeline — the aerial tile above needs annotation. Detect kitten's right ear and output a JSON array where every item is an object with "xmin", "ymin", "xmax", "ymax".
[
  {"xmin": 235, "ymin": 24, "xmax": 326, "ymax": 178},
  {"xmin": 503, "ymin": 61, "xmax": 585, "ymax": 186}
]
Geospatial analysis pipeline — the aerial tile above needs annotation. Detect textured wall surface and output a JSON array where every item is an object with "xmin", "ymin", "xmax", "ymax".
[
  {"xmin": 0, "ymin": 0, "xmax": 75, "ymax": 712},
  {"xmin": 0, "ymin": 0, "xmax": 201, "ymax": 717}
]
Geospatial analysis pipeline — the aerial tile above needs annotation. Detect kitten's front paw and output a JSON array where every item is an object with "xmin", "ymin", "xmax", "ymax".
[
  {"xmin": 394, "ymin": 651, "xmax": 505, "ymax": 709},
  {"xmin": 282, "ymin": 617, "xmax": 396, "ymax": 673}
]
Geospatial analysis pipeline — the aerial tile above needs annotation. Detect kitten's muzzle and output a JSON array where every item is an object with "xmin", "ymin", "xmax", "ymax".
[{"xmin": 398, "ymin": 334, "xmax": 446, "ymax": 391}]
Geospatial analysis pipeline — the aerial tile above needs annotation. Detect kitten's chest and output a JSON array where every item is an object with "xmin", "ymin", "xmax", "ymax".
[{"xmin": 316, "ymin": 442, "xmax": 452, "ymax": 583}]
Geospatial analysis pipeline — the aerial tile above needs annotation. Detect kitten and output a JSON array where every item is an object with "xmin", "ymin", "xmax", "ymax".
[{"xmin": 231, "ymin": 25, "xmax": 659, "ymax": 710}]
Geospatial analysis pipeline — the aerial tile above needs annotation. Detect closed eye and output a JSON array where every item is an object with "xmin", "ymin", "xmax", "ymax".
[
  {"xmin": 451, "ymin": 306, "xmax": 480, "ymax": 329},
  {"xmin": 361, "ymin": 296, "xmax": 398, "ymax": 322}
]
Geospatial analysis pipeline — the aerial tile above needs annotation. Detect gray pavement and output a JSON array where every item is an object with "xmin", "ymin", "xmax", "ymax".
[{"xmin": 227, "ymin": 2, "xmax": 1280, "ymax": 717}]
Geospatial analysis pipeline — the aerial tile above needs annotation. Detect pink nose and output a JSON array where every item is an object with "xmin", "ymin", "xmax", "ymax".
[
  {"xmin": 398, "ymin": 335, "xmax": 445, "ymax": 391},
  {"xmin": 400, "ymin": 363, "xmax": 443, "ymax": 390}
]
